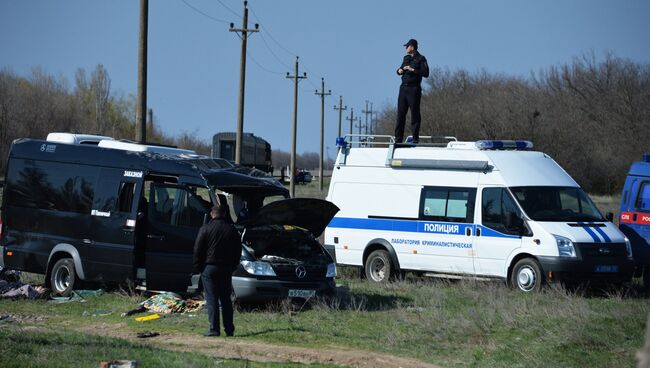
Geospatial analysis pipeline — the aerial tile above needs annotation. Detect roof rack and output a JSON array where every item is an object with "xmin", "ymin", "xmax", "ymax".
[{"xmin": 336, "ymin": 134, "xmax": 458, "ymax": 149}]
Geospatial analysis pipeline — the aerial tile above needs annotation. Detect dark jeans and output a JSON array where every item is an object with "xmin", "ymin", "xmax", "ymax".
[
  {"xmin": 395, "ymin": 84, "xmax": 422, "ymax": 143},
  {"xmin": 201, "ymin": 264, "xmax": 234, "ymax": 336}
]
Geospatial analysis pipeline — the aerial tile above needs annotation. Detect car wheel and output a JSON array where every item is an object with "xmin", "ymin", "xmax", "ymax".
[
  {"xmin": 643, "ymin": 266, "xmax": 650, "ymax": 290},
  {"xmin": 365, "ymin": 250, "xmax": 393, "ymax": 283},
  {"xmin": 50, "ymin": 258, "xmax": 77, "ymax": 297},
  {"xmin": 510, "ymin": 258, "xmax": 543, "ymax": 292}
]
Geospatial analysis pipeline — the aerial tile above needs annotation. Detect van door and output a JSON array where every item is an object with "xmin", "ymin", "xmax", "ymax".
[
  {"xmin": 87, "ymin": 168, "xmax": 143, "ymax": 282},
  {"xmin": 620, "ymin": 179, "xmax": 650, "ymax": 266},
  {"xmin": 144, "ymin": 182, "xmax": 212, "ymax": 291},
  {"xmin": 474, "ymin": 186, "xmax": 525, "ymax": 277},
  {"xmin": 408, "ymin": 186, "xmax": 476, "ymax": 274}
]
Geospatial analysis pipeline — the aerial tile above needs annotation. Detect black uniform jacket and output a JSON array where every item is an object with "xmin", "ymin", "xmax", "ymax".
[
  {"xmin": 193, "ymin": 218, "xmax": 242, "ymax": 273},
  {"xmin": 397, "ymin": 51, "xmax": 430, "ymax": 86}
]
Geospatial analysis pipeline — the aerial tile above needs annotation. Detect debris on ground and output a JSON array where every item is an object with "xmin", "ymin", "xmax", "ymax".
[
  {"xmin": 0, "ymin": 268, "xmax": 45, "ymax": 299},
  {"xmin": 122, "ymin": 292, "xmax": 205, "ymax": 317},
  {"xmin": 99, "ymin": 360, "xmax": 138, "ymax": 368},
  {"xmin": 136, "ymin": 331, "xmax": 160, "ymax": 338},
  {"xmin": 135, "ymin": 313, "xmax": 160, "ymax": 322},
  {"xmin": 48, "ymin": 289, "xmax": 104, "ymax": 304},
  {"xmin": 82, "ymin": 309, "xmax": 112, "ymax": 317}
]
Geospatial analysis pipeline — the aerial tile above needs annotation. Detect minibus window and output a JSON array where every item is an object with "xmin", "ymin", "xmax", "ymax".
[
  {"xmin": 151, "ymin": 184, "xmax": 211, "ymax": 228},
  {"xmin": 636, "ymin": 183, "xmax": 650, "ymax": 211},
  {"xmin": 482, "ymin": 188, "xmax": 524, "ymax": 235},
  {"xmin": 420, "ymin": 187, "xmax": 474, "ymax": 223},
  {"xmin": 117, "ymin": 182, "xmax": 135, "ymax": 213},
  {"xmin": 510, "ymin": 186, "xmax": 603, "ymax": 222}
]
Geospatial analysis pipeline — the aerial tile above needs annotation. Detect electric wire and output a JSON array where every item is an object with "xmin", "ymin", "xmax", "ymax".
[
  {"xmin": 180, "ymin": 0, "xmax": 230, "ymax": 24},
  {"xmin": 215, "ymin": 0, "xmax": 241, "ymax": 18}
]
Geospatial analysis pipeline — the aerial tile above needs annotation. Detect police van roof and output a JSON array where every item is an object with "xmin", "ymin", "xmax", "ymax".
[{"xmin": 335, "ymin": 138, "xmax": 577, "ymax": 188}]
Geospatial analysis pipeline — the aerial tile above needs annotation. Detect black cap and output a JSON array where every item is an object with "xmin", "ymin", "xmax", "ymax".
[{"xmin": 403, "ymin": 39, "xmax": 418, "ymax": 49}]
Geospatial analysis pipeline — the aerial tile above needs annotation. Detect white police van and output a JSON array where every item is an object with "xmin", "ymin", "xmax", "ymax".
[{"xmin": 324, "ymin": 135, "xmax": 634, "ymax": 291}]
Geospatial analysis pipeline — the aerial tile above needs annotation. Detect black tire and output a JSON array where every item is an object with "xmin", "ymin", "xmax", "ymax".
[
  {"xmin": 365, "ymin": 250, "xmax": 393, "ymax": 283},
  {"xmin": 643, "ymin": 266, "xmax": 650, "ymax": 290},
  {"xmin": 510, "ymin": 258, "xmax": 543, "ymax": 292},
  {"xmin": 50, "ymin": 258, "xmax": 77, "ymax": 297}
]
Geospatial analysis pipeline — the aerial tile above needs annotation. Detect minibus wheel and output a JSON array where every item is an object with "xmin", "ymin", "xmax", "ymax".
[
  {"xmin": 643, "ymin": 266, "xmax": 650, "ymax": 289},
  {"xmin": 510, "ymin": 258, "xmax": 543, "ymax": 292},
  {"xmin": 50, "ymin": 258, "xmax": 77, "ymax": 297},
  {"xmin": 365, "ymin": 250, "xmax": 392, "ymax": 283}
]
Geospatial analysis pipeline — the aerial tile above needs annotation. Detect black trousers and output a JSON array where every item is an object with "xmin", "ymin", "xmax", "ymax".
[
  {"xmin": 394, "ymin": 84, "xmax": 422, "ymax": 143},
  {"xmin": 201, "ymin": 264, "xmax": 234, "ymax": 335}
]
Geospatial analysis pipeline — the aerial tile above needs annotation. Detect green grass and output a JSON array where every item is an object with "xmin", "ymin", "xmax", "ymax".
[
  {"xmin": 0, "ymin": 276, "xmax": 647, "ymax": 368},
  {"xmin": 0, "ymin": 327, "xmax": 337, "ymax": 368}
]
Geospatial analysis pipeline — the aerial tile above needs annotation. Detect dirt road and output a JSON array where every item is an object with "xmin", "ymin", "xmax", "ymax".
[{"xmin": 78, "ymin": 323, "xmax": 441, "ymax": 368}]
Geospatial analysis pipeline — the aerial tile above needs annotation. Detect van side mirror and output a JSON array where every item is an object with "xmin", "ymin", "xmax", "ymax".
[{"xmin": 605, "ymin": 212, "xmax": 614, "ymax": 222}]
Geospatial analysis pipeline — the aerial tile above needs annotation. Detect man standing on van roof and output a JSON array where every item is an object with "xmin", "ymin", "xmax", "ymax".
[
  {"xmin": 395, "ymin": 38, "xmax": 429, "ymax": 144},
  {"xmin": 193, "ymin": 203, "xmax": 242, "ymax": 337}
]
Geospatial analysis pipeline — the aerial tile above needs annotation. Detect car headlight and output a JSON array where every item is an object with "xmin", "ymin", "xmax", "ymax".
[
  {"xmin": 326, "ymin": 263, "xmax": 337, "ymax": 278},
  {"xmin": 554, "ymin": 234, "xmax": 576, "ymax": 258},
  {"xmin": 624, "ymin": 237, "xmax": 633, "ymax": 259},
  {"xmin": 241, "ymin": 260, "xmax": 276, "ymax": 276}
]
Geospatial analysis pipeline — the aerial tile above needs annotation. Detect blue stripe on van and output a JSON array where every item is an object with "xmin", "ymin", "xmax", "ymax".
[
  {"xmin": 592, "ymin": 226, "xmax": 612, "ymax": 243},
  {"xmin": 327, "ymin": 217, "xmax": 518, "ymax": 239},
  {"xmin": 577, "ymin": 222, "xmax": 601, "ymax": 243}
]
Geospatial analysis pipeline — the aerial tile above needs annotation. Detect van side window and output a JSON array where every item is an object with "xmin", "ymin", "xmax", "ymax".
[
  {"xmin": 117, "ymin": 182, "xmax": 136, "ymax": 213},
  {"xmin": 482, "ymin": 188, "xmax": 523, "ymax": 235},
  {"xmin": 151, "ymin": 184, "xmax": 211, "ymax": 228},
  {"xmin": 636, "ymin": 182, "xmax": 650, "ymax": 211},
  {"xmin": 420, "ymin": 187, "xmax": 475, "ymax": 223},
  {"xmin": 5, "ymin": 159, "xmax": 96, "ymax": 214}
]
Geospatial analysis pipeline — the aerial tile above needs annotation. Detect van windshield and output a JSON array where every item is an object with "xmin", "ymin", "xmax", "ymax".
[{"xmin": 510, "ymin": 186, "xmax": 604, "ymax": 222}]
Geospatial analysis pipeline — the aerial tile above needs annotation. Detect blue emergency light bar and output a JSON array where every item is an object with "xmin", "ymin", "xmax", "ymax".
[
  {"xmin": 335, "ymin": 137, "xmax": 348, "ymax": 148},
  {"xmin": 644, "ymin": 153, "xmax": 650, "ymax": 162},
  {"xmin": 475, "ymin": 140, "xmax": 533, "ymax": 150}
]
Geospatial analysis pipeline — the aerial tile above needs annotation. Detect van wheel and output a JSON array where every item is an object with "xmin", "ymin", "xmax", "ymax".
[
  {"xmin": 643, "ymin": 266, "xmax": 650, "ymax": 289},
  {"xmin": 510, "ymin": 258, "xmax": 543, "ymax": 292},
  {"xmin": 50, "ymin": 258, "xmax": 77, "ymax": 297},
  {"xmin": 365, "ymin": 250, "xmax": 393, "ymax": 283}
]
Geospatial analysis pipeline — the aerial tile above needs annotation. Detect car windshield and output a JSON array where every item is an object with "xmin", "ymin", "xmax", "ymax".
[{"xmin": 510, "ymin": 186, "xmax": 604, "ymax": 222}]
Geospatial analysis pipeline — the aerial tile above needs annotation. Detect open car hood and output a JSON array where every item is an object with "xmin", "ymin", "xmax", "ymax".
[{"xmin": 246, "ymin": 198, "xmax": 340, "ymax": 237}]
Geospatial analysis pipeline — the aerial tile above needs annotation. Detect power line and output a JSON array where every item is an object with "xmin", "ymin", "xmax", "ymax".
[
  {"xmin": 215, "ymin": 0, "xmax": 241, "ymax": 18},
  {"xmin": 180, "ymin": 0, "xmax": 230, "ymax": 24},
  {"xmin": 248, "ymin": 6, "xmax": 297, "ymax": 58},
  {"xmin": 257, "ymin": 31, "xmax": 292, "ymax": 70},
  {"xmin": 246, "ymin": 49, "xmax": 285, "ymax": 75}
]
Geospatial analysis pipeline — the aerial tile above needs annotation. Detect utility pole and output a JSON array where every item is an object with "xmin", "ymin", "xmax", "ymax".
[
  {"xmin": 333, "ymin": 96, "xmax": 347, "ymax": 138},
  {"xmin": 230, "ymin": 1, "xmax": 259, "ymax": 165},
  {"xmin": 346, "ymin": 109, "xmax": 359, "ymax": 147},
  {"xmin": 286, "ymin": 57, "xmax": 307, "ymax": 198},
  {"xmin": 135, "ymin": 0, "xmax": 148, "ymax": 143},
  {"xmin": 147, "ymin": 108, "xmax": 153, "ymax": 134},
  {"xmin": 362, "ymin": 100, "xmax": 373, "ymax": 135},
  {"xmin": 314, "ymin": 78, "xmax": 331, "ymax": 192}
]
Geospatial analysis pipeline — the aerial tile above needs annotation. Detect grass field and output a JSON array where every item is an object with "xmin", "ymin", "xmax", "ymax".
[
  {"xmin": 1, "ymin": 178, "xmax": 649, "ymax": 367},
  {"xmin": 0, "ymin": 276, "xmax": 648, "ymax": 367}
]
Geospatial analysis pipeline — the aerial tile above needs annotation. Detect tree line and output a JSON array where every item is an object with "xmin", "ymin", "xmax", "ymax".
[
  {"xmin": 0, "ymin": 65, "xmax": 210, "ymax": 178},
  {"xmin": 374, "ymin": 52, "xmax": 650, "ymax": 194},
  {"xmin": 2, "ymin": 52, "xmax": 649, "ymax": 193}
]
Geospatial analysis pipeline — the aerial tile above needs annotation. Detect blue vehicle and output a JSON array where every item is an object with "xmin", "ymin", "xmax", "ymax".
[{"xmin": 618, "ymin": 153, "xmax": 650, "ymax": 287}]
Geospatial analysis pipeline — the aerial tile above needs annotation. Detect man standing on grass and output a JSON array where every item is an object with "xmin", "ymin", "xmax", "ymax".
[
  {"xmin": 395, "ymin": 38, "xmax": 429, "ymax": 144},
  {"xmin": 193, "ymin": 203, "xmax": 242, "ymax": 337}
]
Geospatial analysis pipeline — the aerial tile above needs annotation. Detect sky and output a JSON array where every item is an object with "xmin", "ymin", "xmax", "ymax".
[{"xmin": 1, "ymin": 0, "xmax": 649, "ymax": 158}]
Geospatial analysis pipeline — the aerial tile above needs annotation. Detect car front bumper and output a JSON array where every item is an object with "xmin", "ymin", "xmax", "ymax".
[
  {"xmin": 538, "ymin": 256, "xmax": 634, "ymax": 284},
  {"xmin": 232, "ymin": 276, "xmax": 336, "ymax": 302}
]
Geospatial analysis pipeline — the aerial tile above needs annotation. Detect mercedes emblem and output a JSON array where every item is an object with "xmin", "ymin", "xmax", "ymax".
[{"xmin": 295, "ymin": 266, "xmax": 307, "ymax": 279}]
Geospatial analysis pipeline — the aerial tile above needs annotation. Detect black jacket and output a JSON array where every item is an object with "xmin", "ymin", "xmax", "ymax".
[
  {"xmin": 193, "ymin": 218, "xmax": 242, "ymax": 273},
  {"xmin": 397, "ymin": 51, "xmax": 429, "ymax": 86}
]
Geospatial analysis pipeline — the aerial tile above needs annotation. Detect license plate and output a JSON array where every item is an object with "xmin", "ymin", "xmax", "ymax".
[
  {"xmin": 288, "ymin": 289, "xmax": 316, "ymax": 298},
  {"xmin": 594, "ymin": 265, "xmax": 619, "ymax": 273}
]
